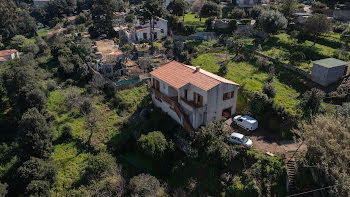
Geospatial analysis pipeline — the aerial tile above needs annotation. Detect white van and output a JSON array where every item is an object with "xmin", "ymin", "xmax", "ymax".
[{"xmin": 233, "ymin": 115, "xmax": 258, "ymax": 131}]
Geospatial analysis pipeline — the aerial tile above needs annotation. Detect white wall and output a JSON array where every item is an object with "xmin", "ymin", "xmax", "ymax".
[{"xmin": 135, "ymin": 29, "xmax": 161, "ymax": 41}]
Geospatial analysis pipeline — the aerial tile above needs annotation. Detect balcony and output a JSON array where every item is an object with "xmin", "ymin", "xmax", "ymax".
[{"xmin": 180, "ymin": 97, "xmax": 202, "ymax": 109}]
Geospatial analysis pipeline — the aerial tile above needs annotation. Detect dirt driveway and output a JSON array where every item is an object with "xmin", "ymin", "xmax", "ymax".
[{"xmin": 224, "ymin": 119, "xmax": 307, "ymax": 156}]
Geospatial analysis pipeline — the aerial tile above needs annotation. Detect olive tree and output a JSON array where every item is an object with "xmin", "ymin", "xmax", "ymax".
[{"xmin": 258, "ymin": 10, "xmax": 287, "ymax": 34}]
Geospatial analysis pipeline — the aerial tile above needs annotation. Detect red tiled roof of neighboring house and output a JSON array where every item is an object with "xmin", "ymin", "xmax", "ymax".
[
  {"xmin": 0, "ymin": 57, "xmax": 6, "ymax": 61},
  {"xmin": 0, "ymin": 49, "xmax": 18, "ymax": 57},
  {"xmin": 136, "ymin": 27, "xmax": 161, "ymax": 32},
  {"xmin": 150, "ymin": 61, "xmax": 239, "ymax": 91}
]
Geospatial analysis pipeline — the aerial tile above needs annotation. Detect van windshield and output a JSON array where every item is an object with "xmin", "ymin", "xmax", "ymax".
[{"xmin": 242, "ymin": 136, "xmax": 248, "ymax": 143}]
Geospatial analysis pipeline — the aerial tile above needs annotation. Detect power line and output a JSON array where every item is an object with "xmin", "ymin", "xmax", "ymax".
[{"xmin": 286, "ymin": 183, "xmax": 348, "ymax": 197}]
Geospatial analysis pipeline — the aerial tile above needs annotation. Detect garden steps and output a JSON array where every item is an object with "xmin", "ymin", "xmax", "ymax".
[{"xmin": 287, "ymin": 158, "xmax": 297, "ymax": 193}]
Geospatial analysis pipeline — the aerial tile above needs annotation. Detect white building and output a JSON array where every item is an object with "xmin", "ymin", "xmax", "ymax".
[
  {"xmin": 134, "ymin": 17, "xmax": 168, "ymax": 38},
  {"xmin": 134, "ymin": 27, "xmax": 162, "ymax": 41},
  {"xmin": 33, "ymin": 0, "xmax": 51, "ymax": 7},
  {"xmin": 150, "ymin": 61, "xmax": 239, "ymax": 134},
  {"xmin": 0, "ymin": 49, "xmax": 19, "ymax": 66},
  {"xmin": 236, "ymin": 0, "xmax": 267, "ymax": 8}
]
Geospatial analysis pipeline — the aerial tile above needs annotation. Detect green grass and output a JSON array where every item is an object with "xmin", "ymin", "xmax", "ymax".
[
  {"xmin": 51, "ymin": 142, "xmax": 89, "ymax": 194},
  {"xmin": 46, "ymin": 85, "xmax": 152, "ymax": 193},
  {"xmin": 192, "ymin": 53, "xmax": 304, "ymax": 114},
  {"xmin": 260, "ymin": 33, "xmax": 350, "ymax": 73},
  {"xmin": 184, "ymin": 14, "xmax": 207, "ymax": 32}
]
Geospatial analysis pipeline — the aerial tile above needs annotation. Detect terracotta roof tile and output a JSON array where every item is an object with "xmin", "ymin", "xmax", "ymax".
[
  {"xmin": 0, "ymin": 49, "xmax": 18, "ymax": 57},
  {"xmin": 150, "ymin": 61, "xmax": 239, "ymax": 91}
]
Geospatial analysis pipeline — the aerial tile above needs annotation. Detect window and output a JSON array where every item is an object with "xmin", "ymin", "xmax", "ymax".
[
  {"xmin": 143, "ymin": 32, "xmax": 147, "ymax": 40},
  {"xmin": 161, "ymin": 29, "xmax": 164, "ymax": 33},
  {"xmin": 152, "ymin": 78, "xmax": 160, "ymax": 90},
  {"xmin": 184, "ymin": 89, "xmax": 188, "ymax": 100},
  {"xmin": 223, "ymin": 91, "xmax": 235, "ymax": 100},
  {"xmin": 193, "ymin": 92, "xmax": 203, "ymax": 107},
  {"xmin": 154, "ymin": 32, "xmax": 157, "ymax": 39}
]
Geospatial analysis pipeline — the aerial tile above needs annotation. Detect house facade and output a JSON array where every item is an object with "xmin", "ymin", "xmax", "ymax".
[
  {"xmin": 134, "ymin": 27, "xmax": 162, "ymax": 41},
  {"xmin": 134, "ymin": 17, "xmax": 168, "ymax": 38},
  {"xmin": 149, "ymin": 61, "xmax": 239, "ymax": 133},
  {"xmin": 311, "ymin": 58, "xmax": 349, "ymax": 86},
  {"xmin": 0, "ymin": 50, "xmax": 19, "ymax": 66}
]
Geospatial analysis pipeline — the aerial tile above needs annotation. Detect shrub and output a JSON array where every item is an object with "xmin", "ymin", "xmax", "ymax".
[
  {"xmin": 85, "ymin": 152, "xmax": 117, "ymax": 180},
  {"xmin": 258, "ymin": 10, "xmax": 288, "ymax": 34},
  {"xmin": 298, "ymin": 88, "xmax": 325, "ymax": 116},
  {"xmin": 231, "ymin": 8, "xmax": 245, "ymax": 19},
  {"xmin": 250, "ymin": 5, "xmax": 265, "ymax": 19},
  {"xmin": 79, "ymin": 99, "xmax": 93, "ymax": 116},
  {"xmin": 334, "ymin": 24, "xmax": 348, "ymax": 33},
  {"xmin": 128, "ymin": 174, "xmax": 161, "ymax": 197},
  {"xmin": 61, "ymin": 124, "xmax": 73, "ymax": 139},
  {"xmin": 138, "ymin": 131, "xmax": 169, "ymax": 159},
  {"xmin": 46, "ymin": 81, "xmax": 57, "ymax": 91},
  {"xmin": 125, "ymin": 14, "xmax": 136, "ymax": 23},
  {"xmin": 337, "ymin": 102, "xmax": 350, "ymax": 118},
  {"xmin": 219, "ymin": 61, "xmax": 228, "ymax": 75},
  {"xmin": 0, "ymin": 182, "xmax": 8, "ymax": 197},
  {"xmin": 289, "ymin": 51, "xmax": 305, "ymax": 64},
  {"xmin": 25, "ymin": 180, "xmax": 51, "ymax": 197},
  {"xmin": 262, "ymin": 83, "xmax": 276, "ymax": 98},
  {"xmin": 255, "ymin": 56, "xmax": 271, "ymax": 71},
  {"xmin": 311, "ymin": 1, "xmax": 327, "ymax": 9},
  {"xmin": 179, "ymin": 51, "xmax": 190, "ymax": 64}
]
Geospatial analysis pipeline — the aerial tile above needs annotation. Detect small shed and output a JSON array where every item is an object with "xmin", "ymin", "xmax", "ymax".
[{"xmin": 311, "ymin": 58, "xmax": 349, "ymax": 86}]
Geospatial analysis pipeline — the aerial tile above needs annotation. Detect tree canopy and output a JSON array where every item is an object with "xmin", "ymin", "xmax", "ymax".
[
  {"xmin": 200, "ymin": 1, "xmax": 221, "ymax": 18},
  {"xmin": 258, "ymin": 10, "xmax": 287, "ymax": 34}
]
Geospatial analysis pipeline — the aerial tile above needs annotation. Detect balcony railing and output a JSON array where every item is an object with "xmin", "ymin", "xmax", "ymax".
[{"xmin": 181, "ymin": 97, "xmax": 202, "ymax": 108}]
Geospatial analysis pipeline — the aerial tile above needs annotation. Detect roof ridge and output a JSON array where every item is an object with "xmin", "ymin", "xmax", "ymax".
[{"xmin": 182, "ymin": 62, "xmax": 239, "ymax": 86}]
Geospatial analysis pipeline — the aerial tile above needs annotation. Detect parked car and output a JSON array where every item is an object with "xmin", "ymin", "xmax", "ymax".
[
  {"xmin": 233, "ymin": 115, "xmax": 258, "ymax": 131},
  {"xmin": 229, "ymin": 132, "xmax": 253, "ymax": 148}
]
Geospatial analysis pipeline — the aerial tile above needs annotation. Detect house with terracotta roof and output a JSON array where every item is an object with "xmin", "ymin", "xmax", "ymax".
[
  {"xmin": 0, "ymin": 50, "xmax": 19, "ymax": 66},
  {"xmin": 149, "ymin": 61, "xmax": 239, "ymax": 134},
  {"xmin": 133, "ymin": 17, "xmax": 168, "ymax": 41}
]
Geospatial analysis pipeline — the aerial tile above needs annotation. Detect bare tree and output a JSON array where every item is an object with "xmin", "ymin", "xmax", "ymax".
[{"xmin": 85, "ymin": 109, "xmax": 98, "ymax": 146}]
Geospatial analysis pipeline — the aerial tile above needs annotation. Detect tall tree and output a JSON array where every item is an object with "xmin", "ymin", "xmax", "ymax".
[
  {"xmin": 199, "ymin": 1, "xmax": 221, "ymax": 20},
  {"xmin": 167, "ymin": 0, "xmax": 188, "ymax": 16},
  {"xmin": 90, "ymin": 0, "xmax": 121, "ymax": 37},
  {"xmin": 141, "ymin": 0, "xmax": 164, "ymax": 54},
  {"xmin": 281, "ymin": 0, "xmax": 298, "ymax": 19},
  {"xmin": 293, "ymin": 115, "xmax": 350, "ymax": 197},
  {"xmin": 0, "ymin": 0, "xmax": 17, "ymax": 40},
  {"xmin": 258, "ymin": 10, "xmax": 288, "ymax": 34},
  {"xmin": 303, "ymin": 14, "xmax": 332, "ymax": 46},
  {"xmin": 18, "ymin": 108, "xmax": 54, "ymax": 161}
]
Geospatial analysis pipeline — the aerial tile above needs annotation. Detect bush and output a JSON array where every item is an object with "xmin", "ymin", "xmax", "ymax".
[
  {"xmin": 289, "ymin": 51, "xmax": 305, "ymax": 64},
  {"xmin": 85, "ymin": 152, "xmax": 117, "ymax": 180},
  {"xmin": 125, "ymin": 14, "xmax": 136, "ymax": 23},
  {"xmin": 80, "ymin": 99, "xmax": 93, "ymax": 116},
  {"xmin": 46, "ymin": 80, "xmax": 57, "ymax": 91},
  {"xmin": 138, "ymin": 131, "xmax": 169, "ymax": 159},
  {"xmin": 25, "ymin": 180, "xmax": 51, "ymax": 197},
  {"xmin": 311, "ymin": 1, "xmax": 327, "ymax": 9},
  {"xmin": 258, "ymin": 10, "xmax": 288, "ymax": 34},
  {"xmin": 262, "ymin": 83, "xmax": 276, "ymax": 98},
  {"xmin": 250, "ymin": 5, "xmax": 265, "ymax": 19},
  {"xmin": 61, "ymin": 124, "xmax": 73, "ymax": 139},
  {"xmin": 298, "ymin": 88, "xmax": 325, "ymax": 116},
  {"xmin": 179, "ymin": 51, "xmax": 190, "ymax": 64},
  {"xmin": 128, "ymin": 174, "xmax": 161, "ymax": 197},
  {"xmin": 22, "ymin": 43, "xmax": 40, "ymax": 55},
  {"xmin": 255, "ymin": 56, "xmax": 271, "ymax": 71},
  {"xmin": 0, "ymin": 182, "xmax": 8, "ymax": 197},
  {"xmin": 231, "ymin": 8, "xmax": 245, "ymax": 19},
  {"xmin": 334, "ymin": 24, "xmax": 348, "ymax": 33}
]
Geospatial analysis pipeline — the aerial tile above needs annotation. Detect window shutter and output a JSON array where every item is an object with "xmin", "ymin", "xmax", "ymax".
[
  {"xmin": 152, "ymin": 78, "xmax": 155, "ymax": 88},
  {"xmin": 231, "ymin": 91, "xmax": 234, "ymax": 98},
  {"xmin": 199, "ymin": 95, "xmax": 203, "ymax": 107},
  {"xmin": 193, "ymin": 92, "xmax": 196, "ymax": 105},
  {"xmin": 156, "ymin": 80, "xmax": 159, "ymax": 90}
]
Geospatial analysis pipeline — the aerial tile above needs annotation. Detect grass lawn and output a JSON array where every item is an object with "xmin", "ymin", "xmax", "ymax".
[
  {"xmin": 184, "ymin": 14, "xmax": 207, "ymax": 32},
  {"xmin": 192, "ymin": 53, "xmax": 305, "ymax": 114},
  {"xmin": 47, "ymin": 85, "xmax": 151, "ymax": 193},
  {"xmin": 260, "ymin": 33, "xmax": 350, "ymax": 73}
]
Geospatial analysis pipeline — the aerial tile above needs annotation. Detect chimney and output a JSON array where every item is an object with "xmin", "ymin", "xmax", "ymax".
[{"xmin": 196, "ymin": 66, "xmax": 200, "ymax": 72}]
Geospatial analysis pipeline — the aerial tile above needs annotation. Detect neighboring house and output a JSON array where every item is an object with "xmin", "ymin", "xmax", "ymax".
[
  {"xmin": 134, "ymin": 27, "xmax": 162, "ymax": 41},
  {"xmin": 134, "ymin": 17, "xmax": 168, "ymax": 38},
  {"xmin": 236, "ymin": 0, "xmax": 258, "ymax": 8},
  {"xmin": 292, "ymin": 13, "xmax": 312, "ymax": 24},
  {"xmin": 311, "ymin": 58, "xmax": 349, "ymax": 86},
  {"xmin": 33, "ymin": 0, "xmax": 51, "ymax": 7},
  {"xmin": 149, "ymin": 61, "xmax": 239, "ymax": 134},
  {"xmin": 0, "ymin": 50, "xmax": 19, "ymax": 66}
]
